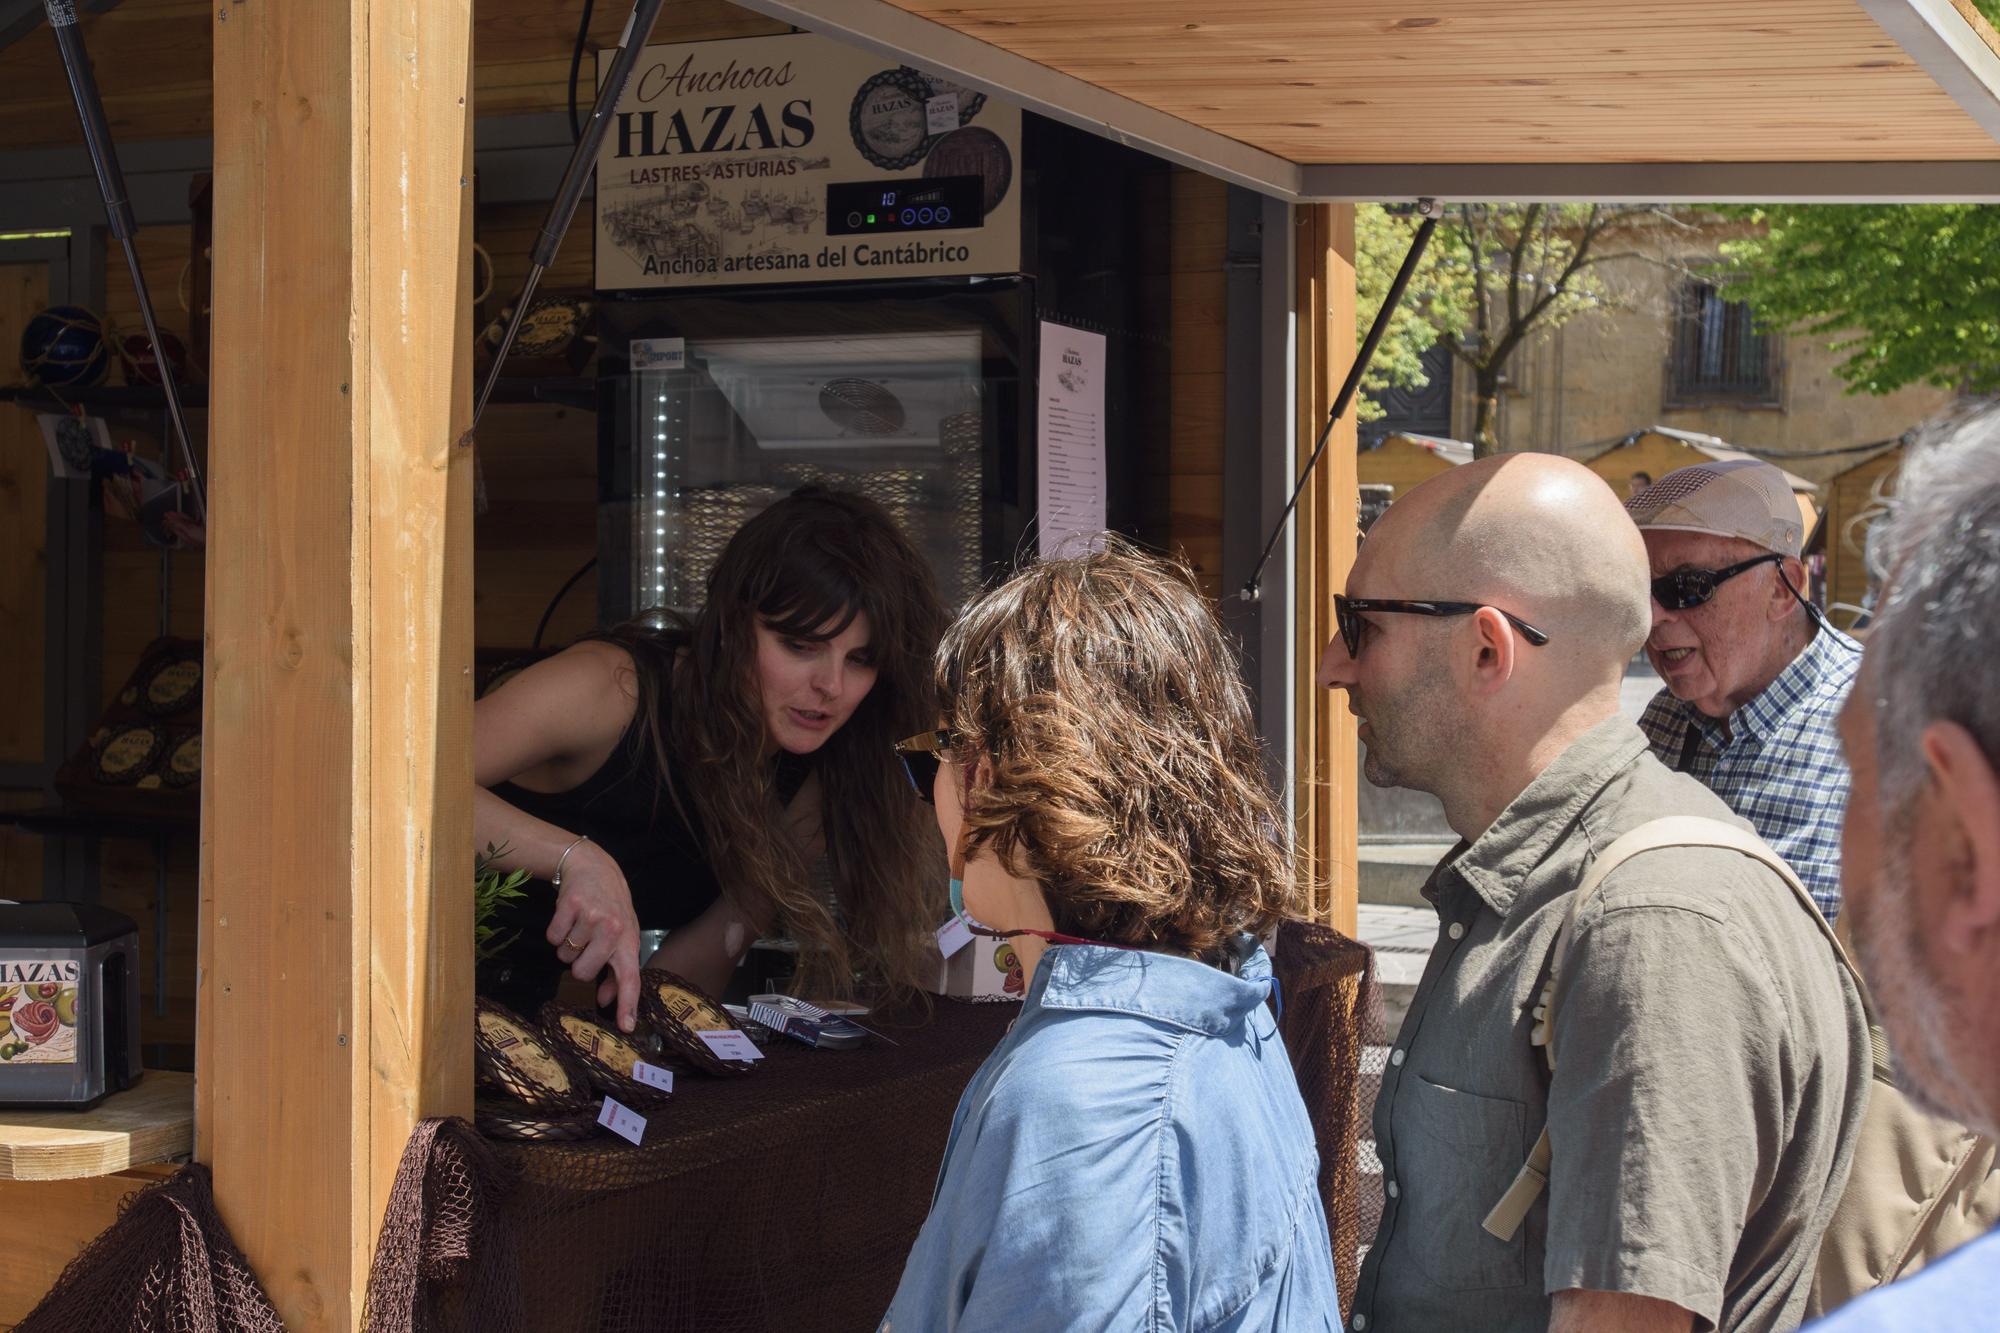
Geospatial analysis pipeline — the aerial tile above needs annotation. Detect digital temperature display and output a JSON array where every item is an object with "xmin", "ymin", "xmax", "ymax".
[{"xmin": 825, "ymin": 176, "xmax": 985, "ymax": 235}]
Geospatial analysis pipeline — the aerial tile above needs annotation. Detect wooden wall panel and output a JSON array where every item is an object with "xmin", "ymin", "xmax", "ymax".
[
  {"xmin": 1167, "ymin": 169, "xmax": 1226, "ymax": 600},
  {"xmin": 0, "ymin": 0, "xmax": 211, "ymax": 150},
  {"xmin": 0, "ymin": 1164, "xmax": 181, "ymax": 1327},
  {"xmin": 0, "ymin": 0, "xmax": 787, "ymax": 149},
  {"xmin": 473, "ymin": 404, "xmax": 597, "ymax": 651},
  {"xmin": 98, "ymin": 227, "xmax": 196, "ymax": 371},
  {"xmin": 476, "ymin": 201, "xmax": 598, "ymax": 321},
  {"xmin": 96, "ymin": 835, "xmax": 200, "ymax": 1050}
]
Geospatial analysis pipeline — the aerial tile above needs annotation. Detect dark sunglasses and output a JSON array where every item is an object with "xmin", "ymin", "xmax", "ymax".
[
  {"xmin": 894, "ymin": 729, "xmax": 960, "ymax": 804},
  {"xmin": 1334, "ymin": 596, "xmax": 1551, "ymax": 660},
  {"xmin": 1650, "ymin": 553, "xmax": 1782, "ymax": 611}
]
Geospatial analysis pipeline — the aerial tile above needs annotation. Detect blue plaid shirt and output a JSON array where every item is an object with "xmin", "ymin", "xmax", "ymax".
[{"xmin": 1637, "ymin": 625, "xmax": 1861, "ymax": 921}]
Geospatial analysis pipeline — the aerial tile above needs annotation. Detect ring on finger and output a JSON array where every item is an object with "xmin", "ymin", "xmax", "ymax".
[{"xmin": 563, "ymin": 936, "xmax": 580, "ymax": 953}]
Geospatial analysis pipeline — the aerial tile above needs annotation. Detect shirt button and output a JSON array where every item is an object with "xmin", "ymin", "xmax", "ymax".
[
  {"xmin": 1390, "ymin": 1047, "xmax": 1406, "ymax": 1067},
  {"xmin": 1448, "ymin": 922, "xmax": 1466, "ymax": 941},
  {"xmin": 1353, "ymin": 1315, "xmax": 1369, "ymax": 1331},
  {"xmin": 1387, "ymin": 1179, "xmax": 1400, "ymax": 1199}
]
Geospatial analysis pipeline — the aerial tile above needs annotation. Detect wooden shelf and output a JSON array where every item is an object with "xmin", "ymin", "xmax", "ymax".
[
  {"xmin": 0, "ymin": 805, "xmax": 197, "ymax": 839},
  {"xmin": 0, "ymin": 376, "xmax": 598, "ymax": 413},
  {"xmin": 0, "ymin": 1071, "xmax": 193, "ymax": 1181}
]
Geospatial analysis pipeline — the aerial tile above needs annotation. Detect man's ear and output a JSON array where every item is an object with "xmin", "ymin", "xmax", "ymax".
[
  {"xmin": 1920, "ymin": 721, "xmax": 2000, "ymax": 953},
  {"xmin": 1465, "ymin": 605, "xmax": 1518, "ymax": 697},
  {"xmin": 1770, "ymin": 556, "xmax": 1808, "ymax": 622}
]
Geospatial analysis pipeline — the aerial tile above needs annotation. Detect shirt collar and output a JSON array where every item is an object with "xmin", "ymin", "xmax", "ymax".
[
  {"xmin": 1028, "ymin": 942, "xmax": 1274, "ymax": 1037},
  {"xmin": 1442, "ymin": 715, "xmax": 1650, "ymax": 918},
  {"xmin": 1732, "ymin": 624, "xmax": 1856, "ymax": 742}
]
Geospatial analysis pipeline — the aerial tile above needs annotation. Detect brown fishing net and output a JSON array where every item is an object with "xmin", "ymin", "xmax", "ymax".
[
  {"xmin": 15, "ymin": 1163, "xmax": 284, "ymax": 1333},
  {"xmin": 363, "ymin": 932, "xmax": 1375, "ymax": 1333},
  {"xmin": 1274, "ymin": 915, "xmax": 1383, "ymax": 1320},
  {"xmin": 367, "ymin": 1000, "xmax": 1020, "ymax": 1333}
]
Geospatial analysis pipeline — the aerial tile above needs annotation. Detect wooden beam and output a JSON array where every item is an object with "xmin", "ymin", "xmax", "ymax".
[
  {"xmin": 198, "ymin": 0, "xmax": 475, "ymax": 1326},
  {"xmin": 1292, "ymin": 205, "xmax": 1359, "ymax": 937}
]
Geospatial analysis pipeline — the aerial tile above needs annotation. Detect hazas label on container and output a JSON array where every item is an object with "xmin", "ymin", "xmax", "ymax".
[{"xmin": 0, "ymin": 959, "xmax": 81, "ymax": 1066}]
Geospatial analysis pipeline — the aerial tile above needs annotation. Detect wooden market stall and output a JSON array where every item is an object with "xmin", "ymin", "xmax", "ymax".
[
  {"xmin": 1821, "ymin": 441, "xmax": 1909, "ymax": 623},
  {"xmin": 1358, "ymin": 430, "xmax": 1471, "ymax": 500},
  {"xmin": 0, "ymin": 0, "xmax": 1993, "ymax": 1327},
  {"xmin": 1586, "ymin": 425, "xmax": 1823, "ymax": 536}
]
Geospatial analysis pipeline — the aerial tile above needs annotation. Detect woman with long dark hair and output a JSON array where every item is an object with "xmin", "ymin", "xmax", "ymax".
[{"xmin": 473, "ymin": 487, "xmax": 946, "ymax": 1031}]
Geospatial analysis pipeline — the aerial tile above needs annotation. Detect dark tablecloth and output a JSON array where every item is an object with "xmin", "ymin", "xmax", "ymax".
[{"xmin": 367, "ymin": 999, "xmax": 1018, "ymax": 1333}]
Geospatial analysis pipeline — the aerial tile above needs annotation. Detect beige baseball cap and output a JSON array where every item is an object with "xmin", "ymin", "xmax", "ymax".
[{"xmin": 1624, "ymin": 459, "xmax": 1803, "ymax": 556}]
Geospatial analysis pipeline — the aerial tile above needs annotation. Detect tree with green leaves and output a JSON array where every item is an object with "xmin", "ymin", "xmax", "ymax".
[
  {"xmin": 1359, "ymin": 204, "xmax": 1675, "ymax": 456},
  {"xmin": 1715, "ymin": 205, "xmax": 2000, "ymax": 398}
]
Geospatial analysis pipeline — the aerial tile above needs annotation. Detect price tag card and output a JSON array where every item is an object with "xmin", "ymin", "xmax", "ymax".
[
  {"xmin": 936, "ymin": 913, "xmax": 974, "ymax": 960},
  {"xmin": 597, "ymin": 1097, "xmax": 647, "ymax": 1145},
  {"xmin": 926, "ymin": 93, "xmax": 960, "ymax": 134},
  {"xmin": 631, "ymin": 1060, "xmax": 675, "ymax": 1094},
  {"xmin": 699, "ymin": 1030, "xmax": 765, "ymax": 1063}
]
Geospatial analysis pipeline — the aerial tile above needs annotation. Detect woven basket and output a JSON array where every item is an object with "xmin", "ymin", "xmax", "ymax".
[
  {"xmin": 540, "ymin": 1003, "xmax": 674, "ymax": 1110},
  {"xmin": 473, "ymin": 997, "xmax": 590, "ymax": 1111},
  {"xmin": 638, "ymin": 968, "xmax": 757, "ymax": 1075}
]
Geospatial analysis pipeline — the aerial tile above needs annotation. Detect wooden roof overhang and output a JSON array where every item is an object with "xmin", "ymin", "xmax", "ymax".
[{"xmin": 733, "ymin": 0, "xmax": 2000, "ymax": 201}]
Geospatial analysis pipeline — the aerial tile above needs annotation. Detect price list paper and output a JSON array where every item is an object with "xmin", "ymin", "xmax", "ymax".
[{"xmin": 1036, "ymin": 321, "xmax": 1108, "ymax": 558}]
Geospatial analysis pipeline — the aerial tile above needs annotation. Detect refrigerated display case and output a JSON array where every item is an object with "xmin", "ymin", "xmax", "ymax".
[{"xmin": 596, "ymin": 280, "xmax": 1035, "ymax": 620}]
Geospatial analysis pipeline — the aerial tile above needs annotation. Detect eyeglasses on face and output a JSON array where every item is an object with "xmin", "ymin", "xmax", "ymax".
[
  {"xmin": 1650, "ymin": 553, "xmax": 1782, "ymax": 611},
  {"xmin": 1333, "ymin": 595, "xmax": 1552, "ymax": 661},
  {"xmin": 893, "ymin": 729, "xmax": 960, "ymax": 805}
]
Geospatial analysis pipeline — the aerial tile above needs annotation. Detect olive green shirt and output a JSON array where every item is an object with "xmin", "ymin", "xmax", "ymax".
[{"xmin": 1350, "ymin": 717, "xmax": 1869, "ymax": 1333}]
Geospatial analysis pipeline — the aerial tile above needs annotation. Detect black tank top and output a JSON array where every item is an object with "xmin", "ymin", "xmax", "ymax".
[{"xmin": 476, "ymin": 648, "xmax": 811, "ymax": 1014}]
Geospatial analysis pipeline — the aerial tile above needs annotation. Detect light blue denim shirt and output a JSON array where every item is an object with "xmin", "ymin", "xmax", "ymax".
[{"xmin": 881, "ymin": 942, "xmax": 1341, "ymax": 1333}]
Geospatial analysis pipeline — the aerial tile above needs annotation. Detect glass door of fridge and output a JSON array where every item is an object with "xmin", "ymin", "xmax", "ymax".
[{"xmin": 601, "ymin": 282, "xmax": 1031, "ymax": 621}]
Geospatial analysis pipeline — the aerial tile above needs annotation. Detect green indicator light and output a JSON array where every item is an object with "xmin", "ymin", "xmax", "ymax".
[{"xmin": 866, "ymin": 213, "xmax": 876, "ymax": 224}]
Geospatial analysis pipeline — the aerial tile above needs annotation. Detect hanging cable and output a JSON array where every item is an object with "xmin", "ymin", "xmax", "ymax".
[
  {"xmin": 567, "ymin": 0, "xmax": 599, "ymax": 144},
  {"xmin": 1239, "ymin": 209, "xmax": 1439, "ymax": 602},
  {"xmin": 533, "ymin": 556, "xmax": 598, "ymax": 651}
]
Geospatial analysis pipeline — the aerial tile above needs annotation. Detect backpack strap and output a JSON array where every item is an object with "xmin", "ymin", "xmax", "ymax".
[{"xmin": 1481, "ymin": 815, "xmax": 1870, "ymax": 1242}]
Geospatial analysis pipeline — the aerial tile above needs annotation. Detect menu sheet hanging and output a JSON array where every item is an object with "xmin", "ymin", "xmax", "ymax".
[{"xmin": 1036, "ymin": 321, "xmax": 1107, "ymax": 558}]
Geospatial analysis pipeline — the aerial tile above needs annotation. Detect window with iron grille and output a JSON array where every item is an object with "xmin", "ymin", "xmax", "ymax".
[{"xmin": 1666, "ymin": 280, "xmax": 1781, "ymax": 407}]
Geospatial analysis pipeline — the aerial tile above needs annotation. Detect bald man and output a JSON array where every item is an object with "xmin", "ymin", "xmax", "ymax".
[{"xmin": 1326, "ymin": 456, "xmax": 1868, "ymax": 1333}]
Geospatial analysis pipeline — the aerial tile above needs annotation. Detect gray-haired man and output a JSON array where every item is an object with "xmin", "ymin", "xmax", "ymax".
[{"xmin": 1812, "ymin": 402, "xmax": 2000, "ymax": 1330}]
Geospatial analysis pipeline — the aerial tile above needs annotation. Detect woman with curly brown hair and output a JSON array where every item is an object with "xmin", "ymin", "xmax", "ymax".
[
  {"xmin": 473, "ymin": 487, "xmax": 945, "ymax": 1031},
  {"xmin": 882, "ymin": 539, "xmax": 1339, "ymax": 1331}
]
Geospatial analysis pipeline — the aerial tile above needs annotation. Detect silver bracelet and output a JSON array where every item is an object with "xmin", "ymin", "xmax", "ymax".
[{"xmin": 552, "ymin": 834, "xmax": 591, "ymax": 891}]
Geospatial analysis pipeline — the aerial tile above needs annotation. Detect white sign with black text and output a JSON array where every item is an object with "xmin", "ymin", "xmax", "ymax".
[{"xmin": 595, "ymin": 33, "xmax": 1021, "ymax": 291}]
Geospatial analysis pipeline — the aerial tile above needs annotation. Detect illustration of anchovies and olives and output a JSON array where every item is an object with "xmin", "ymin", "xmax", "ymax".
[{"xmin": 0, "ymin": 983, "xmax": 78, "ymax": 1061}]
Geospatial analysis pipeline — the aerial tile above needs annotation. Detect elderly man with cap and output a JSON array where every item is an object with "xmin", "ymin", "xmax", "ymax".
[
  {"xmin": 1628, "ymin": 460, "xmax": 1862, "ymax": 921},
  {"xmin": 1323, "ymin": 454, "xmax": 1867, "ymax": 1333},
  {"xmin": 1809, "ymin": 405, "xmax": 2000, "ymax": 1330}
]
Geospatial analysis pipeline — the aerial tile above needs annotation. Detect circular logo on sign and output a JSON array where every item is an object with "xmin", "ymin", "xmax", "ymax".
[{"xmin": 850, "ymin": 69, "xmax": 934, "ymax": 170}]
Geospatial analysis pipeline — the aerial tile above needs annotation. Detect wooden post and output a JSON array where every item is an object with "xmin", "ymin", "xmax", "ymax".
[
  {"xmin": 198, "ymin": 0, "xmax": 476, "ymax": 1325},
  {"xmin": 1293, "ymin": 205, "xmax": 1360, "ymax": 937}
]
